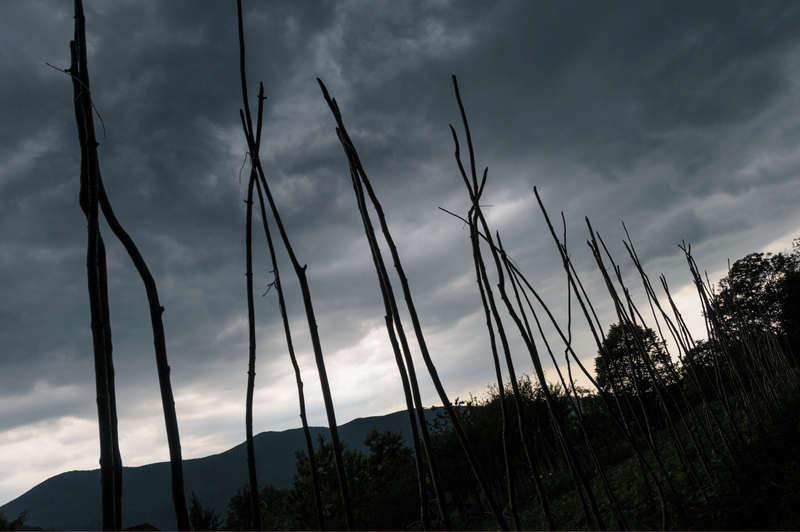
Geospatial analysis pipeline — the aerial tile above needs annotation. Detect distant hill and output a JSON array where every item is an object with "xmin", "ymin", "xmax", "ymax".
[{"xmin": 0, "ymin": 409, "xmax": 440, "ymax": 531}]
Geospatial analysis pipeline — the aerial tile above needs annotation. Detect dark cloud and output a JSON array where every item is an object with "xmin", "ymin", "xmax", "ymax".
[{"xmin": 2, "ymin": 0, "xmax": 800, "ymax": 505}]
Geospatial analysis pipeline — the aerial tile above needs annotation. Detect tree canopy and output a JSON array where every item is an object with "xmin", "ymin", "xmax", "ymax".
[
  {"xmin": 189, "ymin": 491, "xmax": 222, "ymax": 531},
  {"xmin": 223, "ymin": 429, "xmax": 419, "ymax": 531},
  {"xmin": 594, "ymin": 322, "xmax": 677, "ymax": 396},
  {"xmin": 711, "ymin": 242, "xmax": 800, "ymax": 361},
  {"xmin": 0, "ymin": 510, "xmax": 28, "ymax": 532}
]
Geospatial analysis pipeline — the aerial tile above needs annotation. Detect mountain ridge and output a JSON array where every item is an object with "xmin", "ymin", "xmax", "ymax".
[{"xmin": 0, "ymin": 409, "xmax": 439, "ymax": 531}]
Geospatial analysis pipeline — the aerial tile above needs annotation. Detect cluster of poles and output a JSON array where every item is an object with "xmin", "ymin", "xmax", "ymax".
[{"xmin": 68, "ymin": 0, "xmax": 797, "ymax": 530}]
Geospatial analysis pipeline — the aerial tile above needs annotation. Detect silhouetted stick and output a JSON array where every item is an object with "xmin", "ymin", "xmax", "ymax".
[
  {"xmin": 339, "ymin": 128, "xmax": 433, "ymax": 530},
  {"xmin": 469, "ymin": 220, "xmax": 521, "ymax": 531},
  {"xmin": 254, "ymin": 175, "xmax": 325, "ymax": 530},
  {"xmin": 532, "ymin": 189, "xmax": 669, "ymax": 529},
  {"xmin": 71, "ymin": 2, "xmax": 190, "ymax": 529},
  {"xmin": 240, "ymin": 73, "xmax": 267, "ymax": 532},
  {"xmin": 621, "ymin": 232, "xmax": 718, "ymax": 486},
  {"xmin": 70, "ymin": 3, "xmax": 118, "ymax": 528},
  {"xmin": 589, "ymin": 227, "xmax": 701, "ymax": 518},
  {"xmin": 235, "ymin": 5, "xmax": 354, "ymax": 528},
  {"xmin": 243, "ymin": 90, "xmax": 263, "ymax": 531},
  {"xmin": 452, "ymin": 75, "xmax": 602, "ymax": 529},
  {"xmin": 447, "ymin": 94, "xmax": 521, "ymax": 528},
  {"xmin": 247, "ymin": 136, "xmax": 355, "ymax": 532},
  {"xmin": 98, "ymin": 239, "xmax": 123, "ymax": 531},
  {"xmin": 319, "ymin": 78, "xmax": 445, "ymax": 530},
  {"xmin": 98, "ymin": 178, "xmax": 191, "ymax": 532}
]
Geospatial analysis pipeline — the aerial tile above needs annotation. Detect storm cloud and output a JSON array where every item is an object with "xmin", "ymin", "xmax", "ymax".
[{"xmin": 2, "ymin": 0, "xmax": 800, "ymax": 505}]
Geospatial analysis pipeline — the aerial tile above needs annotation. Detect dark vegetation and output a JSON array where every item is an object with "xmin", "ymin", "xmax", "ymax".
[
  {"xmin": 178, "ymin": 241, "xmax": 800, "ymax": 531},
  {"xmin": 0, "ymin": 510, "xmax": 28, "ymax": 531},
  {"xmin": 36, "ymin": 1, "xmax": 800, "ymax": 530},
  {"xmin": 222, "ymin": 430, "xmax": 419, "ymax": 531},
  {"xmin": 0, "ymin": 413, "xmax": 417, "ymax": 531}
]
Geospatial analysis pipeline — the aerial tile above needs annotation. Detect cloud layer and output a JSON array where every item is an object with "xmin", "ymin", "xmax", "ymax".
[{"xmin": 2, "ymin": 0, "xmax": 800, "ymax": 505}]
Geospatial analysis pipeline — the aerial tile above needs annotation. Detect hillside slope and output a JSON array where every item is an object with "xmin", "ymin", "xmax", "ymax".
[{"xmin": 0, "ymin": 409, "xmax": 429, "ymax": 531}]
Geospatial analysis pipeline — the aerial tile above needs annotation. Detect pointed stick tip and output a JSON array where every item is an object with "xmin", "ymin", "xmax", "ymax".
[{"xmin": 317, "ymin": 77, "xmax": 329, "ymax": 98}]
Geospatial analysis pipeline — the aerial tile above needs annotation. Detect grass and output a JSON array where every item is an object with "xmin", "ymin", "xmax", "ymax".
[{"xmin": 487, "ymin": 388, "xmax": 800, "ymax": 531}]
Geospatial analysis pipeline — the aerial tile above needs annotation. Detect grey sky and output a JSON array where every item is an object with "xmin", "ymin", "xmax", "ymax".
[{"xmin": 2, "ymin": 0, "xmax": 800, "ymax": 506}]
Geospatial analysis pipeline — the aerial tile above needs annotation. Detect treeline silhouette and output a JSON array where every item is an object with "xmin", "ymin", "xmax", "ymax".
[
  {"xmin": 38, "ymin": 1, "xmax": 800, "ymax": 530},
  {"xmin": 195, "ymin": 271, "xmax": 800, "ymax": 529}
]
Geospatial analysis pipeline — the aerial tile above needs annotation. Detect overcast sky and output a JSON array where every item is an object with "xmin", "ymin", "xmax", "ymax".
[{"xmin": 2, "ymin": 0, "xmax": 800, "ymax": 507}]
